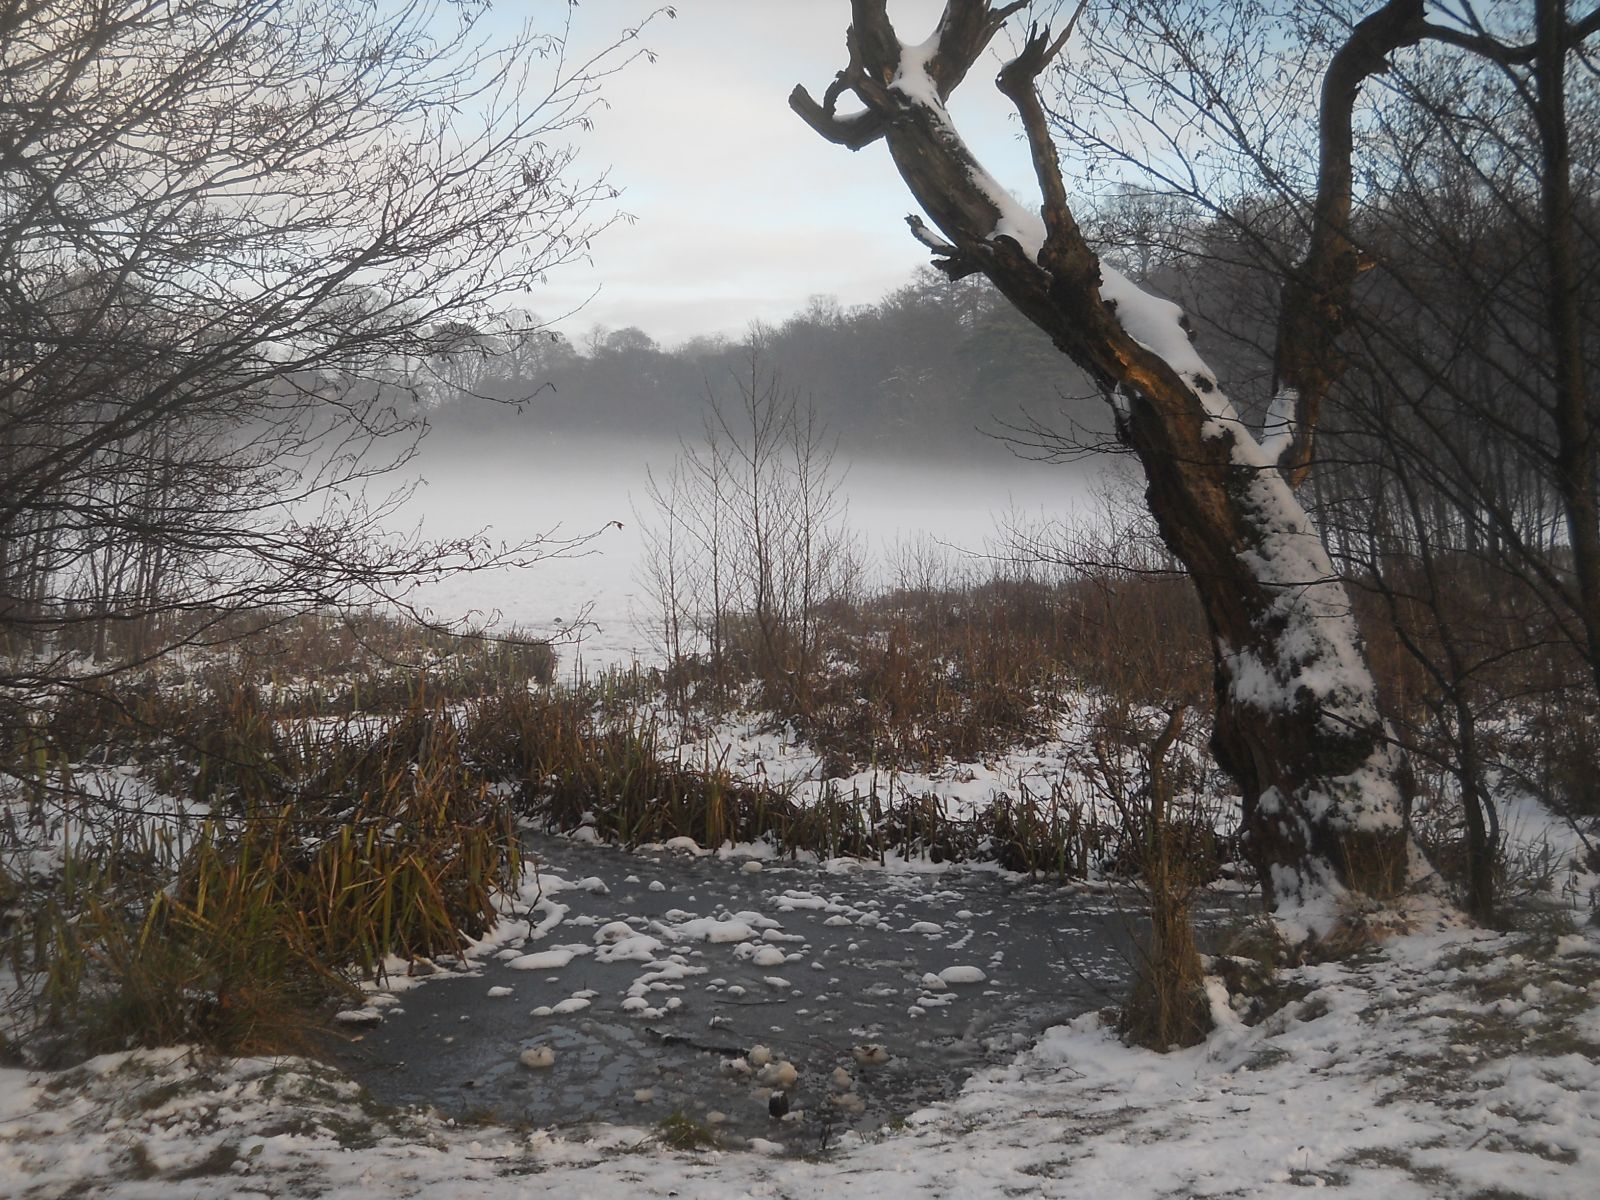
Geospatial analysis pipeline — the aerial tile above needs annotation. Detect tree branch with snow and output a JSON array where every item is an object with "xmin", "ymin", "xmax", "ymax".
[{"xmin": 794, "ymin": 0, "xmax": 1439, "ymax": 944}]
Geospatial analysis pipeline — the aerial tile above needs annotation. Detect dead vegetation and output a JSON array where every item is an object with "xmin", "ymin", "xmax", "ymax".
[{"xmin": 5, "ymin": 514, "xmax": 1596, "ymax": 1064}]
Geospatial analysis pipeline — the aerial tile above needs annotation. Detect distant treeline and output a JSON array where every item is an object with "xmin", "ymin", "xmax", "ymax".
[{"xmin": 419, "ymin": 269, "xmax": 1109, "ymax": 459}]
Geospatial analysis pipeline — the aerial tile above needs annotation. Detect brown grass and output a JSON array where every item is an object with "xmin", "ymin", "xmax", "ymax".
[
  {"xmin": 1114, "ymin": 708, "xmax": 1215, "ymax": 1050},
  {"xmin": 8, "ymin": 671, "xmax": 522, "ymax": 1061},
  {"xmin": 665, "ymin": 572, "xmax": 1211, "ymax": 777}
]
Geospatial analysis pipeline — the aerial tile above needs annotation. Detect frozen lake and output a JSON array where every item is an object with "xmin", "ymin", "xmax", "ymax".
[{"xmin": 394, "ymin": 435, "xmax": 1096, "ymax": 674}]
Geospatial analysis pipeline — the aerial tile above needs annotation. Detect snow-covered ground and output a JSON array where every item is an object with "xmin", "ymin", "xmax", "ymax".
[
  {"xmin": 5, "ymin": 729, "xmax": 1597, "ymax": 1198},
  {"xmin": 5, "ymin": 911, "xmax": 1598, "ymax": 1198},
  {"xmin": 647, "ymin": 691, "xmax": 1231, "ymax": 827},
  {"xmin": 5, "ymin": 434, "xmax": 1598, "ymax": 1195}
]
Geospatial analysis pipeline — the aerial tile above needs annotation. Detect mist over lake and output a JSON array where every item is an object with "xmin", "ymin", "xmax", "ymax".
[{"xmin": 399, "ymin": 433, "xmax": 1099, "ymax": 673}]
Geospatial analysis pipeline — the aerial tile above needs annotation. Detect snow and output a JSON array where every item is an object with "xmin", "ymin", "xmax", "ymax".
[
  {"xmin": 507, "ymin": 946, "xmax": 586, "ymax": 971},
  {"xmin": 670, "ymin": 916, "xmax": 760, "ymax": 944},
  {"xmin": 1215, "ymin": 452, "xmax": 1409, "ymax": 932},
  {"xmin": 593, "ymin": 926, "xmax": 665, "ymax": 963},
  {"xmin": 1259, "ymin": 387, "xmax": 1299, "ymax": 462},
  {"xmin": 1498, "ymin": 790, "xmax": 1596, "ymax": 884},
  {"xmin": 891, "ymin": 30, "xmax": 1052, "ymax": 265},
  {"xmin": 628, "ymin": 690, "xmax": 1231, "ymax": 848},
  {"xmin": 937, "ymin": 965, "xmax": 987, "ymax": 985},
  {"xmin": 1228, "ymin": 468, "xmax": 1385, "ymax": 727},
  {"xmin": 662, "ymin": 836, "xmax": 709, "ymax": 857},
  {"xmin": 891, "ymin": 36, "xmax": 944, "ymax": 110},
  {"xmin": 332, "ymin": 1008, "xmax": 384, "ymax": 1026},
  {"xmin": 1099, "ymin": 265, "xmax": 1239, "ymax": 421},
  {"xmin": 5, "ymin": 920, "xmax": 1596, "ymax": 1198}
]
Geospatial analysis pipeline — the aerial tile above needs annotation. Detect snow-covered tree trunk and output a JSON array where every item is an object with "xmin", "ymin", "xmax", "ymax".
[{"xmin": 793, "ymin": 0, "xmax": 1435, "ymax": 940}]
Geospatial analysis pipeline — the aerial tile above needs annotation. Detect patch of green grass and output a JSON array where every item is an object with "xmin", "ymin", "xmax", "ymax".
[{"xmin": 655, "ymin": 1110, "xmax": 720, "ymax": 1151}]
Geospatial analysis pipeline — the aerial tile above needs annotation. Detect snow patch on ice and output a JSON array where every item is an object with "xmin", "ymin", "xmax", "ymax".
[
  {"xmin": 938, "ymin": 965, "xmax": 987, "ymax": 985},
  {"xmin": 669, "ymin": 916, "xmax": 759, "ymax": 944},
  {"xmin": 506, "ymin": 945, "xmax": 588, "ymax": 971}
]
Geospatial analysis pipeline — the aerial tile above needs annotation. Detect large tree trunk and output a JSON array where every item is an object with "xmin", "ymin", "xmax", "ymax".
[
  {"xmin": 1534, "ymin": 0, "xmax": 1600, "ymax": 702},
  {"xmin": 794, "ymin": 0, "xmax": 1431, "ymax": 938}
]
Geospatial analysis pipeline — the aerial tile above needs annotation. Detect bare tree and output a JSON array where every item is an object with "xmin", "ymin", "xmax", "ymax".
[
  {"xmin": 638, "ymin": 336, "xmax": 858, "ymax": 715},
  {"xmin": 791, "ymin": 0, "xmax": 1483, "ymax": 938},
  {"xmin": 795, "ymin": 0, "xmax": 1600, "ymax": 937},
  {"xmin": 1042, "ymin": 0, "xmax": 1598, "ymax": 683},
  {"xmin": 1530, "ymin": 0, "xmax": 1600, "ymax": 698},
  {"xmin": 0, "ymin": 1, "xmax": 662, "ymax": 679},
  {"xmin": 1051, "ymin": 0, "xmax": 1600, "ymax": 923}
]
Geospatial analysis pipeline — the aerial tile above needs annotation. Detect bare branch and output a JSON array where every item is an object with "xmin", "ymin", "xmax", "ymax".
[
  {"xmin": 1419, "ymin": 3, "xmax": 1600, "ymax": 64},
  {"xmin": 905, "ymin": 214, "xmax": 983, "ymax": 279},
  {"xmin": 922, "ymin": 0, "xmax": 1031, "ymax": 97},
  {"xmin": 787, "ymin": 85, "xmax": 886, "ymax": 149},
  {"xmin": 995, "ymin": 7, "xmax": 1092, "ymax": 281},
  {"xmin": 789, "ymin": 22, "xmax": 888, "ymax": 151},
  {"xmin": 1272, "ymin": 0, "xmax": 1429, "ymax": 485}
]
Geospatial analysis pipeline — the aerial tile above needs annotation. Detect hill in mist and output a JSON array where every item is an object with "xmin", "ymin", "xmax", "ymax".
[{"xmin": 422, "ymin": 268, "xmax": 1115, "ymax": 462}]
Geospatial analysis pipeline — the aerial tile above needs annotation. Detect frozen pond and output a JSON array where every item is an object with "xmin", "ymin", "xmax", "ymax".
[{"xmin": 339, "ymin": 837, "xmax": 1247, "ymax": 1151}]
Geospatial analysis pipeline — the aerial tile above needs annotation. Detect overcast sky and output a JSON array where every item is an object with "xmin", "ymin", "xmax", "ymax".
[{"xmin": 523, "ymin": 2, "xmax": 1044, "ymax": 347}]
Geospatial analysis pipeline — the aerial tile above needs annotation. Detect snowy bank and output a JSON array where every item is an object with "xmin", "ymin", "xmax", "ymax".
[{"xmin": 4, "ymin": 923, "xmax": 1597, "ymax": 1199}]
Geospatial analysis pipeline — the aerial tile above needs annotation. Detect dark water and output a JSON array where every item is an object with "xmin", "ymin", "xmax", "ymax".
[{"xmin": 337, "ymin": 838, "xmax": 1247, "ymax": 1151}]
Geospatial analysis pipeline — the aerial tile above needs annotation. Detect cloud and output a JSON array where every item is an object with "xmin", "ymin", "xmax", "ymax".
[{"xmin": 523, "ymin": 1, "xmax": 1041, "ymax": 342}]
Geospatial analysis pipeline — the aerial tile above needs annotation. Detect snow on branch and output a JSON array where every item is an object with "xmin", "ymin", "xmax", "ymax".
[
  {"xmin": 1259, "ymin": 388, "xmax": 1299, "ymax": 466},
  {"xmin": 905, "ymin": 215, "xmax": 982, "ymax": 280},
  {"xmin": 1098, "ymin": 266, "xmax": 1242, "ymax": 429}
]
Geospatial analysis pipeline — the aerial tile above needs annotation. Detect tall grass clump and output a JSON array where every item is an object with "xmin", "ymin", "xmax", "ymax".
[
  {"xmin": 463, "ymin": 683, "xmax": 812, "ymax": 850},
  {"xmin": 1111, "ymin": 707, "xmax": 1215, "ymax": 1050},
  {"xmin": 455, "ymin": 677, "xmax": 1137, "ymax": 875},
  {"xmin": 5, "ymin": 663, "xmax": 524, "ymax": 1062}
]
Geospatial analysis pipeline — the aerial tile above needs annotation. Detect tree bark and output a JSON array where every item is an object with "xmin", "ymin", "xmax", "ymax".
[
  {"xmin": 795, "ymin": 0, "xmax": 1426, "ymax": 936},
  {"xmin": 1533, "ymin": 0, "xmax": 1600, "ymax": 701}
]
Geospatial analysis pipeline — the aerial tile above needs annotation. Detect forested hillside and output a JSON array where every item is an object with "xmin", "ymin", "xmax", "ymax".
[{"xmin": 421, "ymin": 269, "xmax": 1101, "ymax": 458}]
